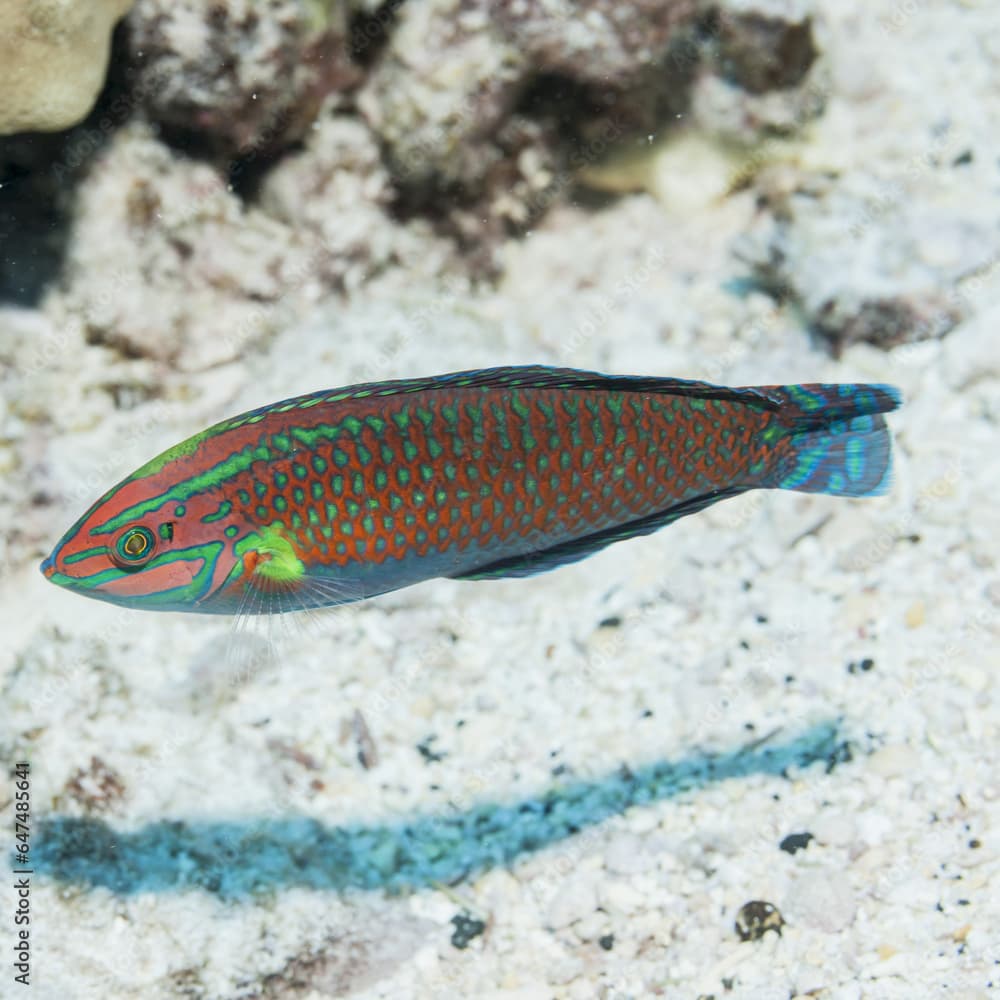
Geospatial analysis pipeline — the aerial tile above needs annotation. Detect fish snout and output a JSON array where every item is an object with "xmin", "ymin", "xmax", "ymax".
[{"xmin": 40, "ymin": 553, "xmax": 57, "ymax": 579}]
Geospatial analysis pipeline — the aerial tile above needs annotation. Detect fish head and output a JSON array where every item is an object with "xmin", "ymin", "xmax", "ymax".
[{"xmin": 39, "ymin": 444, "xmax": 246, "ymax": 614}]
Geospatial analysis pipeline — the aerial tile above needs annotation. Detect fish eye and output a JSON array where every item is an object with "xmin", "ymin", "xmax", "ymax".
[{"xmin": 110, "ymin": 526, "xmax": 156, "ymax": 570}]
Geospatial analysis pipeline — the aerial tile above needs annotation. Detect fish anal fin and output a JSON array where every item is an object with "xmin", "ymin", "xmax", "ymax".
[{"xmin": 450, "ymin": 488, "xmax": 746, "ymax": 581}]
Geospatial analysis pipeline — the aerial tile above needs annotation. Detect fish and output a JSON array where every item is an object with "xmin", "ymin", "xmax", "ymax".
[{"xmin": 40, "ymin": 366, "xmax": 901, "ymax": 615}]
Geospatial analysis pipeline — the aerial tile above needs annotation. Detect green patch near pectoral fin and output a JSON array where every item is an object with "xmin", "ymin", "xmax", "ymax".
[
  {"xmin": 450, "ymin": 487, "xmax": 747, "ymax": 581},
  {"xmin": 235, "ymin": 523, "xmax": 306, "ymax": 585},
  {"xmin": 229, "ymin": 524, "xmax": 370, "ymax": 612}
]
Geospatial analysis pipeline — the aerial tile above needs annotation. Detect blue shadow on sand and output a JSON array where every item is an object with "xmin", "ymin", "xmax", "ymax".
[{"xmin": 30, "ymin": 722, "xmax": 849, "ymax": 898}]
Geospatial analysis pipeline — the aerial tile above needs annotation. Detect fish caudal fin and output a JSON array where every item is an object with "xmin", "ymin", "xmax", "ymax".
[{"xmin": 765, "ymin": 383, "xmax": 902, "ymax": 498}]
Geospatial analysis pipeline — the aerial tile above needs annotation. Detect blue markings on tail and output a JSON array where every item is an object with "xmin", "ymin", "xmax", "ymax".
[
  {"xmin": 779, "ymin": 413, "xmax": 893, "ymax": 496},
  {"xmin": 771, "ymin": 383, "xmax": 902, "ymax": 498}
]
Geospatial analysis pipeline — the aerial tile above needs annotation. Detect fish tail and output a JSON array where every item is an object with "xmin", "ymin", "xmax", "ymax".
[{"xmin": 763, "ymin": 383, "xmax": 902, "ymax": 497}]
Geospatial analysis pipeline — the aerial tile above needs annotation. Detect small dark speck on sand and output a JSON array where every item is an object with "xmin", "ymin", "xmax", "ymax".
[
  {"xmin": 417, "ymin": 735, "xmax": 447, "ymax": 763},
  {"xmin": 598, "ymin": 615, "xmax": 622, "ymax": 629},
  {"xmin": 779, "ymin": 831, "xmax": 814, "ymax": 855},
  {"xmin": 63, "ymin": 757, "xmax": 126, "ymax": 812},
  {"xmin": 822, "ymin": 738, "xmax": 853, "ymax": 773},
  {"xmin": 451, "ymin": 912, "xmax": 486, "ymax": 949},
  {"xmin": 350, "ymin": 710, "xmax": 378, "ymax": 770},
  {"xmin": 735, "ymin": 900, "xmax": 785, "ymax": 942},
  {"xmin": 598, "ymin": 934, "xmax": 615, "ymax": 951}
]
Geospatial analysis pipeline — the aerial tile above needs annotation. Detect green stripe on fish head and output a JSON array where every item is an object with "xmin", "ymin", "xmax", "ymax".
[{"xmin": 40, "ymin": 435, "xmax": 253, "ymax": 614}]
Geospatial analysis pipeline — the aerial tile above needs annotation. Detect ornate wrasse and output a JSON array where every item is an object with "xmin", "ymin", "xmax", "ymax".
[{"xmin": 41, "ymin": 366, "xmax": 901, "ymax": 614}]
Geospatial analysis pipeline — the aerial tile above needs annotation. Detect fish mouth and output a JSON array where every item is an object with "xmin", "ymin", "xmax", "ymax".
[{"xmin": 40, "ymin": 550, "xmax": 80, "ymax": 588}]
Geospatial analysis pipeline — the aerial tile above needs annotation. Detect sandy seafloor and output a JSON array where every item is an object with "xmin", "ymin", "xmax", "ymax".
[{"xmin": 1, "ymin": 2, "xmax": 999, "ymax": 998}]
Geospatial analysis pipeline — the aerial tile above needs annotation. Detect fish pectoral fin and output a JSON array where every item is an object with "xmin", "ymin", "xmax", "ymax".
[
  {"xmin": 235, "ymin": 569, "xmax": 368, "ymax": 614},
  {"xmin": 292, "ymin": 572, "xmax": 370, "ymax": 610},
  {"xmin": 450, "ymin": 487, "xmax": 747, "ymax": 581}
]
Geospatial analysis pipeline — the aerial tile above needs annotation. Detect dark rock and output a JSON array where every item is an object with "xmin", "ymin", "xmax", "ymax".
[
  {"xmin": 716, "ymin": 6, "xmax": 817, "ymax": 94},
  {"xmin": 450, "ymin": 911, "xmax": 486, "ymax": 949},
  {"xmin": 127, "ymin": 0, "xmax": 360, "ymax": 161},
  {"xmin": 735, "ymin": 172, "xmax": 999, "ymax": 353},
  {"xmin": 734, "ymin": 899, "xmax": 785, "ymax": 941},
  {"xmin": 778, "ymin": 831, "xmax": 814, "ymax": 855},
  {"xmin": 495, "ymin": 0, "xmax": 700, "ymax": 87}
]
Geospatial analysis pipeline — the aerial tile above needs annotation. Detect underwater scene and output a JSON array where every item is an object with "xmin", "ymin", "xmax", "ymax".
[{"xmin": 1, "ymin": 1, "xmax": 997, "ymax": 998}]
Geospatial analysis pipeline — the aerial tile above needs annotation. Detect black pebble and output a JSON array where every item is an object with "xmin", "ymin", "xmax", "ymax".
[
  {"xmin": 451, "ymin": 912, "xmax": 486, "ymax": 949},
  {"xmin": 848, "ymin": 656, "xmax": 876, "ymax": 675},
  {"xmin": 416, "ymin": 735, "xmax": 447, "ymax": 763},
  {"xmin": 598, "ymin": 934, "xmax": 614, "ymax": 951},
  {"xmin": 734, "ymin": 900, "xmax": 785, "ymax": 942},
  {"xmin": 779, "ymin": 831, "xmax": 814, "ymax": 855}
]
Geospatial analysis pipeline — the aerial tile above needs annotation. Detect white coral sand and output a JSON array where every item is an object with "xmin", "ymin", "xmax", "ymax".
[{"xmin": 0, "ymin": 1, "xmax": 997, "ymax": 998}]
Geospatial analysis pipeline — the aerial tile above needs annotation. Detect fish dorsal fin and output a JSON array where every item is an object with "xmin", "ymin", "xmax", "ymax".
[
  {"xmin": 402, "ymin": 367, "xmax": 782, "ymax": 411},
  {"xmin": 229, "ymin": 367, "xmax": 782, "ymax": 429},
  {"xmin": 450, "ymin": 487, "xmax": 747, "ymax": 581},
  {"xmin": 410, "ymin": 367, "xmax": 779, "ymax": 406}
]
